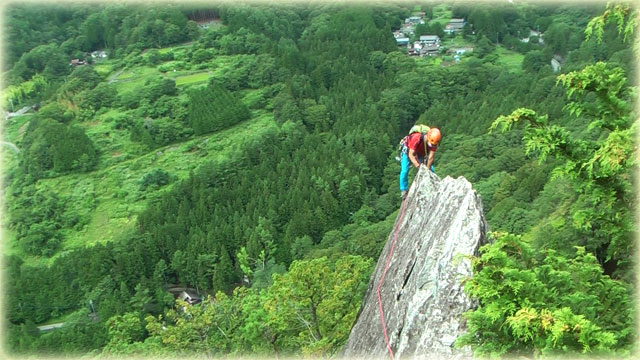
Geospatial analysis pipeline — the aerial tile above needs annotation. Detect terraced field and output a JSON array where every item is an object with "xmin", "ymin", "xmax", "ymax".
[{"xmin": 2, "ymin": 40, "xmax": 278, "ymax": 266}]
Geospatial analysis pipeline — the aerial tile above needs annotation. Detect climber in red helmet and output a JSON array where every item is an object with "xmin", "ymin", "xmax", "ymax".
[{"xmin": 400, "ymin": 127, "xmax": 441, "ymax": 200}]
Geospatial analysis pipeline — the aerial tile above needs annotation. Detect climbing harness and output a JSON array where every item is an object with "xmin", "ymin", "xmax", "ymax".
[
  {"xmin": 396, "ymin": 125, "xmax": 430, "ymax": 162},
  {"xmin": 377, "ymin": 187, "xmax": 411, "ymax": 360}
]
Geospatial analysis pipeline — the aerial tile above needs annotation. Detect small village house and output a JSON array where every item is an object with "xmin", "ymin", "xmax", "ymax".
[
  {"xmin": 91, "ymin": 50, "xmax": 108, "ymax": 59},
  {"xmin": 419, "ymin": 35, "xmax": 440, "ymax": 46},
  {"xmin": 421, "ymin": 44, "xmax": 440, "ymax": 56},
  {"xmin": 178, "ymin": 290, "xmax": 202, "ymax": 305},
  {"xmin": 396, "ymin": 37, "xmax": 410, "ymax": 47},
  {"xmin": 410, "ymin": 41, "xmax": 423, "ymax": 56},
  {"xmin": 405, "ymin": 16, "xmax": 424, "ymax": 25},
  {"xmin": 444, "ymin": 18, "xmax": 465, "ymax": 34},
  {"xmin": 447, "ymin": 47, "xmax": 474, "ymax": 56},
  {"xmin": 400, "ymin": 23, "xmax": 415, "ymax": 36}
]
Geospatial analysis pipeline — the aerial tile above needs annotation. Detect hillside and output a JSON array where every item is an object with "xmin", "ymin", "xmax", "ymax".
[{"xmin": 1, "ymin": 1, "xmax": 636, "ymax": 358}]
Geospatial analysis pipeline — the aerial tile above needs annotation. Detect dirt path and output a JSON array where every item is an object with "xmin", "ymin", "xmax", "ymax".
[{"xmin": 108, "ymin": 68, "xmax": 126, "ymax": 84}]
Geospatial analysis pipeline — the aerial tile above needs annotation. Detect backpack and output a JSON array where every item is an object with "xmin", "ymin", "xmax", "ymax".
[{"xmin": 396, "ymin": 124, "xmax": 430, "ymax": 160}]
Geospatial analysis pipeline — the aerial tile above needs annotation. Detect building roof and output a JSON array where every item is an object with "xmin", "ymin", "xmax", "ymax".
[
  {"xmin": 450, "ymin": 18, "xmax": 465, "ymax": 24},
  {"xmin": 419, "ymin": 35, "xmax": 440, "ymax": 41},
  {"xmin": 179, "ymin": 290, "xmax": 202, "ymax": 304}
]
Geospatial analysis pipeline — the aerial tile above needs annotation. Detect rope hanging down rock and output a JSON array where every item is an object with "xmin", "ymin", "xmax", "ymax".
[{"xmin": 377, "ymin": 187, "xmax": 411, "ymax": 360}]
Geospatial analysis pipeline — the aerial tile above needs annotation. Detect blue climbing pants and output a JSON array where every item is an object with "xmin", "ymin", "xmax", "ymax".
[
  {"xmin": 399, "ymin": 153, "xmax": 420, "ymax": 191},
  {"xmin": 399, "ymin": 153, "xmax": 434, "ymax": 192}
]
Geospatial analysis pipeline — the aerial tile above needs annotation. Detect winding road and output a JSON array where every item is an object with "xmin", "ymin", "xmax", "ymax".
[
  {"xmin": 0, "ymin": 141, "xmax": 20, "ymax": 153},
  {"xmin": 37, "ymin": 322, "xmax": 64, "ymax": 331}
]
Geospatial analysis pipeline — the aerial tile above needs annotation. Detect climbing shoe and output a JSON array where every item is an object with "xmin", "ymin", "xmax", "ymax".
[{"xmin": 401, "ymin": 190, "xmax": 408, "ymax": 200}]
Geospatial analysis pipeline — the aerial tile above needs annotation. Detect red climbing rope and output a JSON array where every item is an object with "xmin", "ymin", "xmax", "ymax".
[{"xmin": 377, "ymin": 192, "xmax": 411, "ymax": 360}]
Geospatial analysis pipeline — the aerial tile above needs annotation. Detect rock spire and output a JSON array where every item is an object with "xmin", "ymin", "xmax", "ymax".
[{"xmin": 342, "ymin": 168, "xmax": 488, "ymax": 359}]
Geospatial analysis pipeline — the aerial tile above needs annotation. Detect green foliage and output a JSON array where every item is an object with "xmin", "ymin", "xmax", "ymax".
[
  {"xmin": 522, "ymin": 50, "xmax": 552, "ymax": 73},
  {"xmin": 261, "ymin": 255, "xmax": 373, "ymax": 355},
  {"xmin": 77, "ymin": 82, "xmax": 118, "ymax": 112},
  {"xmin": 120, "ymin": 77, "xmax": 178, "ymax": 109},
  {"xmin": 7, "ymin": 309, "xmax": 109, "ymax": 354},
  {"xmin": 585, "ymin": 2, "xmax": 637, "ymax": 44},
  {"xmin": 37, "ymin": 102, "xmax": 74, "ymax": 123},
  {"xmin": 187, "ymin": 82, "xmax": 251, "ymax": 135},
  {"xmin": 20, "ymin": 118, "xmax": 98, "ymax": 178},
  {"xmin": 139, "ymin": 169, "xmax": 171, "ymax": 191},
  {"xmin": 7, "ymin": 185, "xmax": 67, "ymax": 256},
  {"xmin": 141, "ymin": 293, "xmax": 246, "ymax": 356},
  {"xmin": 109, "ymin": 255, "xmax": 371, "ymax": 357},
  {"xmin": 10, "ymin": 43, "xmax": 70, "ymax": 82},
  {"xmin": 457, "ymin": 232, "xmax": 634, "ymax": 356},
  {"xmin": 57, "ymin": 65, "xmax": 102, "ymax": 103},
  {"xmin": 489, "ymin": 61, "xmax": 636, "ymax": 276},
  {"xmin": 544, "ymin": 22, "xmax": 582, "ymax": 56},
  {"xmin": 104, "ymin": 312, "xmax": 146, "ymax": 349},
  {"xmin": 5, "ymin": 2, "xmax": 637, "ymax": 357}
]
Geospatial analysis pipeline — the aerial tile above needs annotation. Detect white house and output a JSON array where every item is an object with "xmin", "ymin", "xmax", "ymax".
[
  {"xmin": 91, "ymin": 50, "xmax": 108, "ymax": 59},
  {"xmin": 449, "ymin": 47, "xmax": 474, "ymax": 55},
  {"xmin": 179, "ymin": 290, "xmax": 202, "ymax": 305}
]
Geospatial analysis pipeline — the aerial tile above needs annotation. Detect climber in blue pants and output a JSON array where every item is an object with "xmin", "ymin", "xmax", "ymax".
[{"xmin": 399, "ymin": 128, "xmax": 441, "ymax": 200}]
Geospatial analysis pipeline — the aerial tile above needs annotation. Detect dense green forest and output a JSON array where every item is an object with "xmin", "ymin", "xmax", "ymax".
[{"xmin": 1, "ymin": 1, "xmax": 636, "ymax": 358}]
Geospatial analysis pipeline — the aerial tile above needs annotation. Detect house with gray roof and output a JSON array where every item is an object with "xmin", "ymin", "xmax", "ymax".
[
  {"xmin": 419, "ymin": 35, "xmax": 440, "ymax": 46},
  {"xmin": 396, "ymin": 37, "xmax": 410, "ymax": 46},
  {"xmin": 444, "ymin": 18, "xmax": 466, "ymax": 34}
]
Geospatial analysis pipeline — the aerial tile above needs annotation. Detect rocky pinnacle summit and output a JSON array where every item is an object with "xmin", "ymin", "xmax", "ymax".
[{"xmin": 342, "ymin": 168, "xmax": 489, "ymax": 359}]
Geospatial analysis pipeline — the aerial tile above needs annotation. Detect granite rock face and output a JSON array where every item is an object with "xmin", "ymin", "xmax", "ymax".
[{"xmin": 342, "ymin": 168, "xmax": 488, "ymax": 359}]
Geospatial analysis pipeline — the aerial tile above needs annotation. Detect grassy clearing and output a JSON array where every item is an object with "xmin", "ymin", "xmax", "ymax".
[
  {"xmin": 158, "ymin": 42, "xmax": 193, "ymax": 55},
  {"xmin": 3, "ymin": 48, "xmax": 271, "ymax": 266},
  {"xmin": 494, "ymin": 47, "xmax": 524, "ymax": 71},
  {"xmin": 1, "ymin": 115, "xmax": 30, "ymax": 174},
  {"xmin": 414, "ymin": 56, "xmax": 438, "ymax": 68},
  {"xmin": 208, "ymin": 54, "xmax": 256, "ymax": 77},
  {"xmin": 3, "ymin": 114, "xmax": 32, "ymax": 142},
  {"xmin": 64, "ymin": 199, "xmax": 137, "ymax": 249},
  {"xmin": 33, "ymin": 112, "xmax": 277, "ymax": 255},
  {"xmin": 93, "ymin": 63, "xmax": 114, "ymax": 77},
  {"xmin": 83, "ymin": 109, "xmax": 150, "ymax": 163},
  {"xmin": 112, "ymin": 53, "xmax": 252, "ymax": 93},
  {"xmin": 2, "ymin": 228, "xmax": 22, "ymax": 257},
  {"xmin": 431, "ymin": 3, "xmax": 452, "ymax": 26},
  {"xmin": 38, "ymin": 311, "xmax": 77, "ymax": 326},
  {"xmin": 164, "ymin": 67, "xmax": 196, "ymax": 78},
  {"xmin": 112, "ymin": 66, "xmax": 163, "ymax": 93},
  {"xmin": 443, "ymin": 36, "xmax": 474, "ymax": 48},
  {"xmin": 116, "ymin": 71, "xmax": 135, "ymax": 80},
  {"xmin": 175, "ymin": 71, "xmax": 213, "ymax": 86}
]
